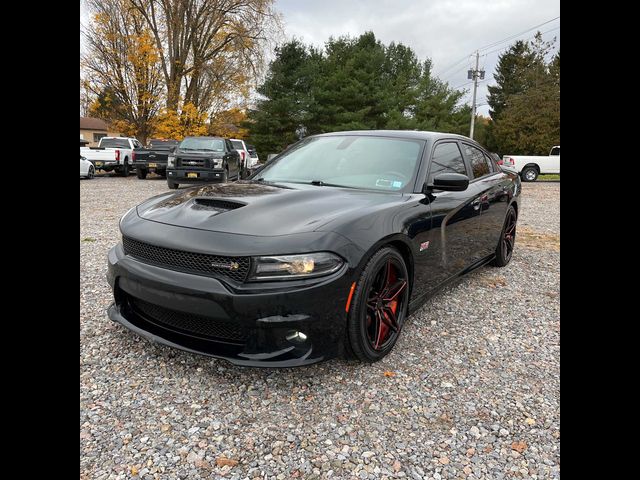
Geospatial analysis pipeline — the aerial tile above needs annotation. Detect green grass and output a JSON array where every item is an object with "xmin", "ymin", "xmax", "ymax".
[
  {"xmin": 538, "ymin": 174, "xmax": 560, "ymax": 181},
  {"xmin": 82, "ymin": 237, "xmax": 96, "ymax": 242}
]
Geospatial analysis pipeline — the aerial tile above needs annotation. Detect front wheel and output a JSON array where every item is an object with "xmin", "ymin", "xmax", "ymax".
[
  {"xmin": 521, "ymin": 167, "xmax": 538, "ymax": 182},
  {"xmin": 87, "ymin": 165, "xmax": 94, "ymax": 179},
  {"xmin": 136, "ymin": 168, "xmax": 148, "ymax": 179},
  {"xmin": 347, "ymin": 247, "xmax": 410, "ymax": 362},
  {"xmin": 491, "ymin": 206, "xmax": 517, "ymax": 267},
  {"xmin": 167, "ymin": 180, "xmax": 178, "ymax": 189}
]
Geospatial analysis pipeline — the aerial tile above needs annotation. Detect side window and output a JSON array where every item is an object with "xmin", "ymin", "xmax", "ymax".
[
  {"xmin": 483, "ymin": 153, "xmax": 497, "ymax": 173},
  {"xmin": 428, "ymin": 142, "xmax": 467, "ymax": 184},
  {"xmin": 550, "ymin": 147, "xmax": 560, "ymax": 156},
  {"xmin": 225, "ymin": 140, "xmax": 233, "ymax": 152},
  {"xmin": 463, "ymin": 144, "xmax": 491, "ymax": 179}
]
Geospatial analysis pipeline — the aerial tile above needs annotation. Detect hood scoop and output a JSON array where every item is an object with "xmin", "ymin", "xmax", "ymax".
[{"xmin": 191, "ymin": 198, "xmax": 246, "ymax": 213}]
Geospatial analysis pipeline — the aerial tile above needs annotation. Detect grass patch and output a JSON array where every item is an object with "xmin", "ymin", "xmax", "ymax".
[
  {"xmin": 538, "ymin": 174, "xmax": 560, "ymax": 181},
  {"xmin": 82, "ymin": 237, "xmax": 96, "ymax": 242}
]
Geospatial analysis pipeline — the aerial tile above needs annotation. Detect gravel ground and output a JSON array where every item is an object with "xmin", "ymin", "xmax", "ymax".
[{"xmin": 81, "ymin": 175, "xmax": 559, "ymax": 480}]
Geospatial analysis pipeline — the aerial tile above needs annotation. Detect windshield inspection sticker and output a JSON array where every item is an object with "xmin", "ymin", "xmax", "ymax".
[{"xmin": 392, "ymin": 181, "xmax": 402, "ymax": 189}]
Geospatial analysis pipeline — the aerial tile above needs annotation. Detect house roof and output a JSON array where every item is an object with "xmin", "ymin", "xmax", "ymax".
[{"xmin": 80, "ymin": 117, "xmax": 109, "ymax": 131}]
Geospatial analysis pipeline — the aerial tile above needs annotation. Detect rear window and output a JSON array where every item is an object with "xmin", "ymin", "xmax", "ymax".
[
  {"xmin": 149, "ymin": 139, "xmax": 178, "ymax": 150},
  {"xmin": 100, "ymin": 138, "xmax": 130, "ymax": 149},
  {"xmin": 231, "ymin": 140, "xmax": 244, "ymax": 150},
  {"xmin": 550, "ymin": 146, "xmax": 560, "ymax": 155}
]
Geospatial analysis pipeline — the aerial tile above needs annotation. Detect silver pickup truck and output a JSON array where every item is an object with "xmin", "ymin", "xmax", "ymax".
[{"xmin": 80, "ymin": 137, "xmax": 142, "ymax": 176}]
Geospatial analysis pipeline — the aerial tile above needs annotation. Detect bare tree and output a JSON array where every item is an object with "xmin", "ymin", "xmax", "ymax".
[{"xmin": 128, "ymin": 0, "xmax": 281, "ymax": 113}]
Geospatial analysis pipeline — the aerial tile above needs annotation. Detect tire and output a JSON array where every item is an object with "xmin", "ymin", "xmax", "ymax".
[
  {"xmin": 220, "ymin": 168, "xmax": 228, "ymax": 183},
  {"xmin": 521, "ymin": 167, "xmax": 538, "ymax": 182},
  {"xmin": 87, "ymin": 165, "xmax": 94, "ymax": 179},
  {"xmin": 119, "ymin": 159, "xmax": 130, "ymax": 177},
  {"xmin": 347, "ymin": 246, "xmax": 410, "ymax": 363},
  {"xmin": 167, "ymin": 179, "xmax": 178, "ymax": 189},
  {"xmin": 491, "ymin": 206, "xmax": 517, "ymax": 267},
  {"xmin": 137, "ymin": 168, "xmax": 148, "ymax": 179}
]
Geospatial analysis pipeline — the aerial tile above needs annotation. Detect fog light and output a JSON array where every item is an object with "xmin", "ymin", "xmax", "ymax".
[{"xmin": 286, "ymin": 331, "xmax": 308, "ymax": 343}]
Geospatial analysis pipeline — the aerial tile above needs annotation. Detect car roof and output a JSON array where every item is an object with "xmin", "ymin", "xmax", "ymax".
[
  {"xmin": 182, "ymin": 136, "xmax": 224, "ymax": 140},
  {"xmin": 311, "ymin": 130, "xmax": 473, "ymax": 142}
]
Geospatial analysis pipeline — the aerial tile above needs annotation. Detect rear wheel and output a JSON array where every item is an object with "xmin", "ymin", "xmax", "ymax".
[
  {"xmin": 347, "ymin": 247, "xmax": 410, "ymax": 362},
  {"xmin": 167, "ymin": 180, "xmax": 178, "ymax": 189},
  {"xmin": 119, "ymin": 160, "xmax": 130, "ymax": 177},
  {"xmin": 87, "ymin": 165, "xmax": 94, "ymax": 179},
  {"xmin": 521, "ymin": 167, "xmax": 538, "ymax": 182},
  {"xmin": 491, "ymin": 206, "xmax": 517, "ymax": 267},
  {"xmin": 136, "ymin": 168, "xmax": 148, "ymax": 179}
]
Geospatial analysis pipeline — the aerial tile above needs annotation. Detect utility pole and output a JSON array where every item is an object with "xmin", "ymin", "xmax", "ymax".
[{"xmin": 468, "ymin": 51, "xmax": 485, "ymax": 139}]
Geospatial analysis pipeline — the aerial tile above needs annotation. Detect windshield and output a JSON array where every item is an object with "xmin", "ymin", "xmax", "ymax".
[
  {"xmin": 179, "ymin": 137, "xmax": 225, "ymax": 152},
  {"xmin": 100, "ymin": 138, "xmax": 130, "ymax": 149},
  {"xmin": 230, "ymin": 140, "xmax": 244, "ymax": 150},
  {"xmin": 256, "ymin": 135, "xmax": 424, "ymax": 191}
]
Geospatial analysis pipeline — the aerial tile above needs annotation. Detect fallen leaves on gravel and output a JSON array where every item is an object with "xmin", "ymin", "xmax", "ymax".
[
  {"xmin": 215, "ymin": 457, "xmax": 239, "ymax": 467},
  {"xmin": 517, "ymin": 226, "xmax": 560, "ymax": 251},
  {"xmin": 383, "ymin": 371, "xmax": 396, "ymax": 377},
  {"xmin": 511, "ymin": 441, "xmax": 527, "ymax": 453},
  {"xmin": 525, "ymin": 417, "xmax": 536, "ymax": 425}
]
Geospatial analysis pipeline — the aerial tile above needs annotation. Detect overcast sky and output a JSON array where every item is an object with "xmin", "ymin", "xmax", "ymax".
[
  {"xmin": 81, "ymin": 0, "xmax": 559, "ymax": 117},
  {"xmin": 276, "ymin": 0, "xmax": 560, "ymax": 116}
]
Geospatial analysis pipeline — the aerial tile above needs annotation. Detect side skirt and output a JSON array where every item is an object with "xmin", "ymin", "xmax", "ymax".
[{"xmin": 407, "ymin": 253, "xmax": 496, "ymax": 315}]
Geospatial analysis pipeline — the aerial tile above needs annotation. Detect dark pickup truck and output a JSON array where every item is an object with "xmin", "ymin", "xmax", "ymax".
[
  {"xmin": 133, "ymin": 139, "xmax": 179, "ymax": 179},
  {"xmin": 166, "ymin": 136, "xmax": 242, "ymax": 189}
]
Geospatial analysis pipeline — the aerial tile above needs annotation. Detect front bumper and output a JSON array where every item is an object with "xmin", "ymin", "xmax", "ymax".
[
  {"xmin": 106, "ymin": 244, "xmax": 353, "ymax": 367},
  {"xmin": 167, "ymin": 168, "xmax": 226, "ymax": 183}
]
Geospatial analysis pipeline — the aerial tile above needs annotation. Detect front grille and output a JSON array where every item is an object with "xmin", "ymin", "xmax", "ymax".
[
  {"xmin": 130, "ymin": 296, "xmax": 248, "ymax": 343},
  {"xmin": 122, "ymin": 236, "xmax": 250, "ymax": 282},
  {"xmin": 177, "ymin": 157, "xmax": 208, "ymax": 168}
]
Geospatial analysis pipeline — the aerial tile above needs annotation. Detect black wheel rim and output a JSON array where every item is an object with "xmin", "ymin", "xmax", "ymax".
[
  {"xmin": 501, "ymin": 210, "xmax": 517, "ymax": 261},
  {"xmin": 365, "ymin": 259, "xmax": 408, "ymax": 351}
]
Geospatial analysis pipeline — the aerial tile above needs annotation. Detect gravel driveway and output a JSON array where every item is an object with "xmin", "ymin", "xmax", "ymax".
[{"xmin": 81, "ymin": 176, "xmax": 559, "ymax": 480}]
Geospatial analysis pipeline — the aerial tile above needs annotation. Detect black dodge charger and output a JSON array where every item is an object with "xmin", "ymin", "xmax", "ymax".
[{"xmin": 107, "ymin": 130, "xmax": 520, "ymax": 367}]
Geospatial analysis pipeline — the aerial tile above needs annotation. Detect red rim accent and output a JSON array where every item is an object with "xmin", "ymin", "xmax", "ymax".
[
  {"xmin": 365, "ymin": 259, "xmax": 407, "ymax": 350},
  {"xmin": 345, "ymin": 282, "xmax": 357, "ymax": 312}
]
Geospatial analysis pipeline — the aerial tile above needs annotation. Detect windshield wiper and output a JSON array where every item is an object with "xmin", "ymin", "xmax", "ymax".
[{"xmin": 309, "ymin": 180, "xmax": 356, "ymax": 189}]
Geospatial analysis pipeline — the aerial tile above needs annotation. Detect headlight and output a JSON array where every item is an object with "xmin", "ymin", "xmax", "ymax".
[
  {"xmin": 248, "ymin": 252, "xmax": 344, "ymax": 281},
  {"xmin": 213, "ymin": 159, "xmax": 222, "ymax": 168},
  {"xmin": 167, "ymin": 155, "xmax": 175, "ymax": 168}
]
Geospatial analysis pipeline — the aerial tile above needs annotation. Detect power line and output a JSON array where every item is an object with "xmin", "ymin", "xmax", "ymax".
[
  {"xmin": 434, "ymin": 54, "xmax": 473, "ymax": 77},
  {"xmin": 482, "ymin": 26, "xmax": 561, "ymax": 57},
  {"xmin": 434, "ymin": 16, "xmax": 559, "ymax": 80},
  {"xmin": 477, "ymin": 16, "xmax": 560, "ymax": 52}
]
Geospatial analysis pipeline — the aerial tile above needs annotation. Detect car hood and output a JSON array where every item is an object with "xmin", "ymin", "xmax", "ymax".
[{"xmin": 136, "ymin": 181, "xmax": 405, "ymax": 236}]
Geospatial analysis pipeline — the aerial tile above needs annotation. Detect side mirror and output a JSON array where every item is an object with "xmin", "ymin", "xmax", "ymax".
[{"xmin": 429, "ymin": 173, "xmax": 469, "ymax": 192}]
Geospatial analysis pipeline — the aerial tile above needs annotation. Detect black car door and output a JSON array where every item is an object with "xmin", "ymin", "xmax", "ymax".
[
  {"xmin": 224, "ymin": 140, "xmax": 238, "ymax": 178},
  {"xmin": 460, "ymin": 142, "xmax": 510, "ymax": 257},
  {"xmin": 411, "ymin": 140, "xmax": 487, "ymax": 298}
]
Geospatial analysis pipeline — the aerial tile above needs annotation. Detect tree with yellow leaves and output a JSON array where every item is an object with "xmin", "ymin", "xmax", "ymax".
[
  {"xmin": 82, "ymin": 0, "xmax": 164, "ymax": 143},
  {"xmin": 153, "ymin": 103, "xmax": 209, "ymax": 140},
  {"xmin": 208, "ymin": 108, "xmax": 249, "ymax": 139}
]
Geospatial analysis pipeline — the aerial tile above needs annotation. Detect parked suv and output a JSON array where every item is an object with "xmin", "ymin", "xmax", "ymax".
[{"xmin": 166, "ymin": 136, "xmax": 242, "ymax": 189}]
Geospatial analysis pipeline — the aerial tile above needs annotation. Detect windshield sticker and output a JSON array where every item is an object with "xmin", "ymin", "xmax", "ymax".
[
  {"xmin": 375, "ymin": 178, "xmax": 392, "ymax": 188},
  {"xmin": 392, "ymin": 181, "xmax": 402, "ymax": 189}
]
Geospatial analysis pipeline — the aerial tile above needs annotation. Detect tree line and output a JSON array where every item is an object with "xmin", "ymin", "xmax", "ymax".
[{"xmin": 81, "ymin": 2, "xmax": 559, "ymax": 155}]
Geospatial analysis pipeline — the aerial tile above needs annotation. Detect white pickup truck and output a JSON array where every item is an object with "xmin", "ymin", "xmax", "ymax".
[
  {"xmin": 501, "ymin": 146, "xmax": 560, "ymax": 182},
  {"xmin": 80, "ymin": 137, "xmax": 142, "ymax": 176}
]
